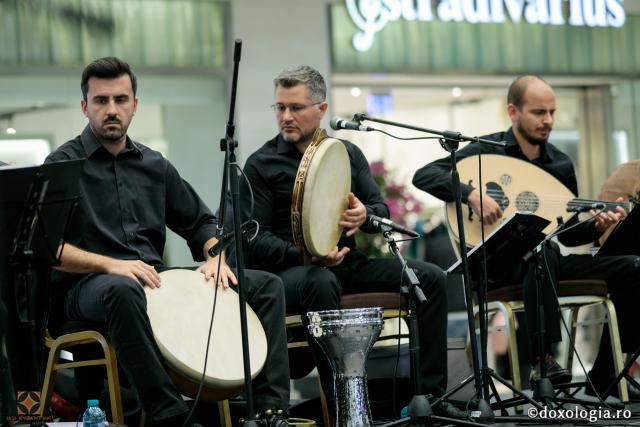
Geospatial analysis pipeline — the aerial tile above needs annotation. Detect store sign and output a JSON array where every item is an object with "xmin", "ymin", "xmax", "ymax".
[{"xmin": 347, "ymin": 0, "xmax": 626, "ymax": 51}]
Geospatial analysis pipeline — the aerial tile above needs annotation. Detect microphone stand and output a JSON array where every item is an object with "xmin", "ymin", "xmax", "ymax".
[
  {"xmin": 379, "ymin": 229, "xmax": 481, "ymax": 427},
  {"xmin": 357, "ymin": 113, "xmax": 502, "ymax": 422},
  {"xmin": 514, "ymin": 218, "xmax": 618, "ymax": 412},
  {"xmin": 216, "ymin": 39, "xmax": 259, "ymax": 426}
]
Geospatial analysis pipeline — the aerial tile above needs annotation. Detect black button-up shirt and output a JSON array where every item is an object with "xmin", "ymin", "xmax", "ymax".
[
  {"xmin": 45, "ymin": 125, "xmax": 217, "ymax": 268},
  {"xmin": 240, "ymin": 134, "xmax": 389, "ymax": 272},
  {"xmin": 413, "ymin": 127, "xmax": 598, "ymax": 246}
]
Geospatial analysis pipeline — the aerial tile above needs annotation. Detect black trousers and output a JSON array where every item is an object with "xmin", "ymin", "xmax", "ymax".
[
  {"xmin": 63, "ymin": 268, "xmax": 290, "ymax": 421},
  {"xmin": 277, "ymin": 251, "xmax": 448, "ymax": 399},
  {"xmin": 506, "ymin": 244, "xmax": 640, "ymax": 379}
]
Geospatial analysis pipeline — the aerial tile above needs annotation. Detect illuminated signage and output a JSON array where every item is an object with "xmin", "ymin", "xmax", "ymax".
[{"xmin": 347, "ymin": 0, "xmax": 626, "ymax": 51}]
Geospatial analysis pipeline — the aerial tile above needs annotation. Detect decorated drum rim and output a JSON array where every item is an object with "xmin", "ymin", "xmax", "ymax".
[{"xmin": 306, "ymin": 307, "xmax": 384, "ymax": 325}]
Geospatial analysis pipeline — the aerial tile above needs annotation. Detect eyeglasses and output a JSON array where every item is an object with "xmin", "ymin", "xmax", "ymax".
[{"xmin": 270, "ymin": 102, "xmax": 322, "ymax": 114}]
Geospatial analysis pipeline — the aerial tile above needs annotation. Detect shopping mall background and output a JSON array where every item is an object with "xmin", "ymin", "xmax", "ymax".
[{"xmin": 0, "ymin": 0, "xmax": 638, "ymax": 266}]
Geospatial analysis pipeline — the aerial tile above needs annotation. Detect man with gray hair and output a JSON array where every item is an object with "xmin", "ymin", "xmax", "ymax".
[{"xmin": 240, "ymin": 65, "xmax": 462, "ymax": 418}]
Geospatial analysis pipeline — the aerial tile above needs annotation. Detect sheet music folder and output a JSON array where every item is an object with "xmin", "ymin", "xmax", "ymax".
[
  {"xmin": 447, "ymin": 212, "xmax": 550, "ymax": 279},
  {"xmin": 595, "ymin": 204, "xmax": 640, "ymax": 257}
]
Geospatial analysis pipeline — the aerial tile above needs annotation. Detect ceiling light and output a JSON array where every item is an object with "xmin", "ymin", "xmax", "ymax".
[
  {"xmin": 451, "ymin": 87, "xmax": 462, "ymax": 97},
  {"xmin": 350, "ymin": 87, "xmax": 362, "ymax": 97}
]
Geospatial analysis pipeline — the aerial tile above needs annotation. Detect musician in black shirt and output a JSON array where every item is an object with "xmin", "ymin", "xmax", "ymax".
[
  {"xmin": 239, "ymin": 65, "xmax": 464, "ymax": 418},
  {"xmin": 414, "ymin": 75, "xmax": 640, "ymax": 398},
  {"xmin": 46, "ymin": 57, "xmax": 291, "ymax": 427}
]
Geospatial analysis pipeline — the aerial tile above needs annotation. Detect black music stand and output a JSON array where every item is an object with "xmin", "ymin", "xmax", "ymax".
[
  {"xmin": 448, "ymin": 212, "xmax": 549, "ymax": 283},
  {"xmin": 595, "ymin": 204, "xmax": 640, "ymax": 257},
  {"xmin": 0, "ymin": 159, "xmax": 84, "ymax": 417},
  {"xmin": 444, "ymin": 212, "xmax": 550, "ymax": 413}
]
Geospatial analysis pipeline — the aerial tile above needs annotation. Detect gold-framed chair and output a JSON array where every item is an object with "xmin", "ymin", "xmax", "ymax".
[
  {"xmin": 474, "ymin": 279, "xmax": 628, "ymax": 402},
  {"xmin": 38, "ymin": 321, "xmax": 235, "ymax": 427},
  {"xmin": 39, "ymin": 321, "xmax": 124, "ymax": 424}
]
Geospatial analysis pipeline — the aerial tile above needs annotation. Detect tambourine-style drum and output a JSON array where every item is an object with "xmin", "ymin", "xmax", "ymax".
[
  {"xmin": 145, "ymin": 269, "xmax": 268, "ymax": 399},
  {"xmin": 307, "ymin": 307, "xmax": 384, "ymax": 427},
  {"xmin": 292, "ymin": 128, "xmax": 351, "ymax": 258}
]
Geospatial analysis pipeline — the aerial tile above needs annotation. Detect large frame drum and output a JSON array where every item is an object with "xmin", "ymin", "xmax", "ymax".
[
  {"xmin": 145, "ymin": 269, "xmax": 268, "ymax": 400},
  {"xmin": 292, "ymin": 128, "xmax": 350, "ymax": 260}
]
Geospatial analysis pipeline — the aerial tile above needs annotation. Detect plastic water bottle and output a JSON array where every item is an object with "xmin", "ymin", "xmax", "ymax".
[{"xmin": 82, "ymin": 399, "xmax": 106, "ymax": 427}]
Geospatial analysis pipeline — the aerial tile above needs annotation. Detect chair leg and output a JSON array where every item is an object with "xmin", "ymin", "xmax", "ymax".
[
  {"xmin": 102, "ymin": 342, "xmax": 124, "ymax": 424},
  {"xmin": 218, "ymin": 400, "xmax": 232, "ymax": 427},
  {"xmin": 501, "ymin": 303, "xmax": 521, "ymax": 394},
  {"xmin": 39, "ymin": 343, "xmax": 63, "ymax": 418},
  {"xmin": 565, "ymin": 307, "xmax": 580, "ymax": 374},
  {"xmin": 603, "ymin": 299, "xmax": 629, "ymax": 402},
  {"xmin": 318, "ymin": 375, "xmax": 332, "ymax": 427}
]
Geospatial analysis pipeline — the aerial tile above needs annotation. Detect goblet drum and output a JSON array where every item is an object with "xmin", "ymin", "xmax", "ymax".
[{"xmin": 307, "ymin": 307, "xmax": 384, "ymax": 427}]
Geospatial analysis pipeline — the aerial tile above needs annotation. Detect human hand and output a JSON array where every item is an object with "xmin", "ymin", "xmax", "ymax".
[
  {"xmin": 311, "ymin": 246, "xmax": 350, "ymax": 267},
  {"xmin": 105, "ymin": 259, "xmax": 161, "ymax": 288},
  {"xmin": 196, "ymin": 256, "xmax": 238, "ymax": 289},
  {"xmin": 467, "ymin": 189, "xmax": 503, "ymax": 225},
  {"xmin": 339, "ymin": 192, "xmax": 367, "ymax": 237},
  {"xmin": 593, "ymin": 197, "xmax": 626, "ymax": 233}
]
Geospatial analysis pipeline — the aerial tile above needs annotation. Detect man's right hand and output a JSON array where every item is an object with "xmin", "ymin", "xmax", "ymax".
[
  {"xmin": 467, "ymin": 189, "xmax": 503, "ymax": 225},
  {"xmin": 105, "ymin": 259, "xmax": 161, "ymax": 289},
  {"xmin": 311, "ymin": 246, "xmax": 350, "ymax": 268}
]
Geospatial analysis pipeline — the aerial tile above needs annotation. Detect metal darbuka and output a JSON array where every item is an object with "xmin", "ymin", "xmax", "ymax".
[{"xmin": 307, "ymin": 308, "xmax": 383, "ymax": 427}]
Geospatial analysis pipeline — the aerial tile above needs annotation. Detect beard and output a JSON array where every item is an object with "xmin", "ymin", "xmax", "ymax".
[
  {"xmin": 281, "ymin": 128, "xmax": 315, "ymax": 145},
  {"xmin": 518, "ymin": 122, "xmax": 551, "ymax": 146},
  {"xmin": 91, "ymin": 116, "xmax": 128, "ymax": 143}
]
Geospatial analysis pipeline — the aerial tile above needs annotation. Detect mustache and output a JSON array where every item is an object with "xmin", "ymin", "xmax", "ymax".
[{"xmin": 104, "ymin": 115, "xmax": 121, "ymax": 124}]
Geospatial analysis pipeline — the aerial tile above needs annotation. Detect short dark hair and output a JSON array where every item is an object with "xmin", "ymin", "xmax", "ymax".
[
  {"xmin": 81, "ymin": 57, "xmax": 137, "ymax": 101},
  {"xmin": 507, "ymin": 75, "xmax": 549, "ymax": 109}
]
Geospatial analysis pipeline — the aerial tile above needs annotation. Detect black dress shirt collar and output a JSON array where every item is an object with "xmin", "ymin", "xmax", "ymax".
[
  {"xmin": 80, "ymin": 125, "xmax": 143, "ymax": 159},
  {"xmin": 276, "ymin": 133, "xmax": 303, "ymax": 156},
  {"xmin": 503, "ymin": 127, "xmax": 551, "ymax": 162}
]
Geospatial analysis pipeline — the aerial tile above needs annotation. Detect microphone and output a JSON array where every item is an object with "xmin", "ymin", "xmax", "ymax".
[
  {"xmin": 207, "ymin": 222, "xmax": 254, "ymax": 258},
  {"xmin": 330, "ymin": 117, "xmax": 374, "ymax": 132},
  {"xmin": 566, "ymin": 203, "xmax": 606, "ymax": 213},
  {"xmin": 207, "ymin": 232, "xmax": 235, "ymax": 258},
  {"xmin": 367, "ymin": 214, "xmax": 420, "ymax": 238}
]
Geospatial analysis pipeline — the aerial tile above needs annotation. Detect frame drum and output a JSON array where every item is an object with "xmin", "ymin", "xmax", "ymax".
[
  {"xmin": 145, "ymin": 269, "xmax": 267, "ymax": 395},
  {"xmin": 292, "ymin": 128, "xmax": 351, "ymax": 258}
]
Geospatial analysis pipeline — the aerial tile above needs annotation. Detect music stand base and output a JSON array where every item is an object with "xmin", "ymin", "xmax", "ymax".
[
  {"xmin": 471, "ymin": 398, "xmax": 494, "ymax": 423},
  {"xmin": 408, "ymin": 394, "xmax": 433, "ymax": 419},
  {"xmin": 532, "ymin": 377, "xmax": 555, "ymax": 402}
]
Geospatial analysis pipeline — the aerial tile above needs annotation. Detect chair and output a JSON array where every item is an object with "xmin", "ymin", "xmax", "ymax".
[
  {"xmin": 286, "ymin": 292, "xmax": 409, "ymax": 426},
  {"xmin": 39, "ymin": 321, "xmax": 235, "ymax": 426},
  {"xmin": 474, "ymin": 279, "xmax": 628, "ymax": 401},
  {"xmin": 39, "ymin": 321, "xmax": 124, "ymax": 424}
]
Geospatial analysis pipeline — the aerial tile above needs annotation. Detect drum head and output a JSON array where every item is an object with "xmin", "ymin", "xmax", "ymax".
[
  {"xmin": 301, "ymin": 138, "xmax": 350, "ymax": 257},
  {"xmin": 145, "ymin": 269, "xmax": 267, "ymax": 389}
]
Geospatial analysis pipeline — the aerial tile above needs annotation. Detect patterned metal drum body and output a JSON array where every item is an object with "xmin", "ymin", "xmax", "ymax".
[{"xmin": 307, "ymin": 308, "xmax": 383, "ymax": 427}]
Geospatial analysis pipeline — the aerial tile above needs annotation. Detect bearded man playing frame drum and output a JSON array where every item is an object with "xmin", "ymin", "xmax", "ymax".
[
  {"xmin": 46, "ymin": 57, "xmax": 290, "ymax": 427},
  {"xmin": 239, "ymin": 65, "xmax": 464, "ymax": 418}
]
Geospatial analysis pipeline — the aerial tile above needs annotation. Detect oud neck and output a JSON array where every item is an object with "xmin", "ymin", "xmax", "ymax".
[{"xmin": 569, "ymin": 198, "xmax": 632, "ymax": 212}]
